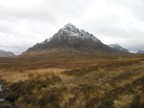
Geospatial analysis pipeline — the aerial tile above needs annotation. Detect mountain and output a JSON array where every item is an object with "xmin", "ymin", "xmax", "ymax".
[
  {"xmin": 109, "ymin": 44, "xmax": 129, "ymax": 53},
  {"xmin": 24, "ymin": 23, "xmax": 128, "ymax": 56},
  {"xmin": 0, "ymin": 50, "xmax": 15, "ymax": 57},
  {"xmin": 137, "ymin": 50, "xmax": 144, "ymax": 54}
]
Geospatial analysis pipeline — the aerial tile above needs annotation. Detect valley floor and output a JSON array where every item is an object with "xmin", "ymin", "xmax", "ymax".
[{"xmin": 0, "ymin": 54, "xmax": 144, "ymax": 108}]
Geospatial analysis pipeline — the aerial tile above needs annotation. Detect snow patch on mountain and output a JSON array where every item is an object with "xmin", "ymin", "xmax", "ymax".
[{"xmin": 42, "ymin": 23, "xmax": 100, "ymax": 43}]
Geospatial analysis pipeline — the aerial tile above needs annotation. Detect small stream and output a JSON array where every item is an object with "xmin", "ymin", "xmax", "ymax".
[
  {"xmin": 0, "ymin": 84, "xmax": 5, "ymax": 102},
  {"xmin": 0, "ymin": 84, "xmax": 2, "ymax": 91},
  {"xmin": 0, "ymin": 83, "xmax": 18, "ymax": 108}
]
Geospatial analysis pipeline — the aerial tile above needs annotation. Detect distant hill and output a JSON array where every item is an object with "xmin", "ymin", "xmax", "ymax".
[
  {"xmin": 137, "ymin": 50, "xmax": 144, "ymax": 54},
  {"xmin": 109, "ymin": 44, "xmax": 129, "ymax": 53},
  {"xmin": 23, "ymin": 23, "xmax": 129, "ymax": 56},
  {"xmin": 0, "ymin": 50, "xmax": 15, "ymax": 57}
]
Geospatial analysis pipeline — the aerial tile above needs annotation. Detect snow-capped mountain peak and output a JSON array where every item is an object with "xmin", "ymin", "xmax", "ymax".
[
  {"xmin": 51, "ymin": 23, "xmax": 99, "ymax": 42},
  {"xmin": 26, "ymin": 23, "xmax": 114, "ymax": 52},
  {"xmin": 63, "ymin": 23, "xmax": 78, "ymax": 32}
]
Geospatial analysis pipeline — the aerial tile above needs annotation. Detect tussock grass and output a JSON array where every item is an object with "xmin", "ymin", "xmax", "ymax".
[
  {"xmin": 0, "ymin": 54, "xmax": 144, "ymax": 107},
  {"xmin": 0, "ymin": 68, "xmax": 66, "ymax": 82}
]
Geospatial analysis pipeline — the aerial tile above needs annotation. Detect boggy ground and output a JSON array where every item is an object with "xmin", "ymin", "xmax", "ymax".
[{"xmin": 0, "ymin": 54, "xmax": 144, "ymax": 108}]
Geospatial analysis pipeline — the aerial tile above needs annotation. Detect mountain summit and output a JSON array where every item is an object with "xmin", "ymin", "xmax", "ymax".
[
  {"xmin": 53, "ymin": 23, "xmax": 100, "ymax": 41},
  {"xmin": 26, "ymin": 23, "xmax": 112, "ymax": 53}
]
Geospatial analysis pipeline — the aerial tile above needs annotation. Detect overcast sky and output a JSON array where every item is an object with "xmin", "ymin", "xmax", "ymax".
[{"xmin": 0, "ymin": 0, "xmax": 144, "ymax": 54}]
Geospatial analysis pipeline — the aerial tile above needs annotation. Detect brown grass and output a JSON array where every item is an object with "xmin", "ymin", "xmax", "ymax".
[
  {"xmin": 0, "ymin": 68, "xmax": 66, "ymax": 82},
  {"xmin": 0, "ymin": 54, "xmax": 144, "ymax": 108}
]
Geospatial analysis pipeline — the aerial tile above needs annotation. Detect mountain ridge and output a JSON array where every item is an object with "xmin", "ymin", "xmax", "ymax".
[
  {"xmin": 137, "ymin": 50, "xmax": 144, "ymax": 54},
  {"xmin": 0, "ymin": 50, "xmax": 15, "ymax": 57},
  {"xmin": 109, "ymin": 44, "xmax": 129, "ymax": 53}
]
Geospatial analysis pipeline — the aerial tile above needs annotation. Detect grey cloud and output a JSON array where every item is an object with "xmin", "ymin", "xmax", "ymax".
[
  {"xmin": 0, "ymin": 24, "xmax": 13, "ymax": 34},
  {"xmin": 115, "ymin": 0, "xmax": 144, "ymax": 21},
  {"xmin": 0, "ymin": 9, "xmax": 57, "ymax": 24}
]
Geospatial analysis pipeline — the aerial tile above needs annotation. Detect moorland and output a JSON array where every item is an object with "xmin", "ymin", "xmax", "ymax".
[{"xmin": 0, "ymin": 52, "xmax": 144, "ymax": 108}]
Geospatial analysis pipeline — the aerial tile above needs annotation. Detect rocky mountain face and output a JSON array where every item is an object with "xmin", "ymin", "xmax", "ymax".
[
  {"xmin": 109, "ymin": 44, "xmax": 129, "ymax": 53},
  {"xmin": 0, "ymin": 50, "xmax": 15, "ymax": 57},
  {"xmin": 25, "ymin": 23, "xmax": 128, "ymax": 55}
]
